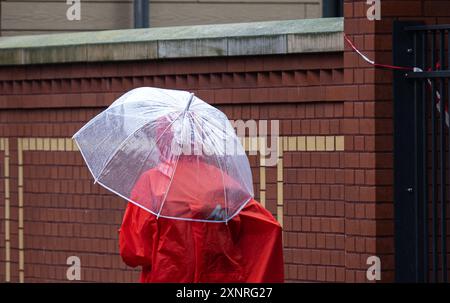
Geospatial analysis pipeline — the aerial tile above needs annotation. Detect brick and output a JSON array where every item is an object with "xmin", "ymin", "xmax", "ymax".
[
  {"xmin": 326, "ymin": 86, "xmax": 359, "ymax": 101},
  {"xmin": 344, "ymin": 2, "xmax": 354, "ymax": 18},
  {"xmin": 382, "ymin": 1, "xmax": 422, "ymax": 17}
]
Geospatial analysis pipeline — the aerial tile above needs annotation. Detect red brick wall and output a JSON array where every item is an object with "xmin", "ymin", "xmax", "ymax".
[
  {"xmin": 343, "ymin": 0, "xmax": 450, "ymax": 282},
  {"xmin": 0, "ymin": 54, "xmax": 348, "ymax": 282}
]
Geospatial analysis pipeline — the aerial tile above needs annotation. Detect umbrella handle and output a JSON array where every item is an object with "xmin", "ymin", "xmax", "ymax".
[{"xmin": 184, "ymin": 93, "xmax": 195, "ymax": 112}]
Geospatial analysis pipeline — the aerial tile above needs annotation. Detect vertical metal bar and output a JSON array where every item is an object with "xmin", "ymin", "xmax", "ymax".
[
  {"xmin": 447, "ymin": 28, "xmax": 450, "ymax": 283},
  {"xmin": 439, "ymin": 29, "xmax": 447, "ymax": 283},
  {"xmin": 393, "ymin": 21, "xmax": 425, "ymax": 282},
  {"xmin": 431, "ymin": 30, "xmax": 439, "ymax": 283},
  {"xmin": 134, "ymin": 0, "xmax": 142, "ymax": 28},
  {"xmin": 134, "ymin": 0, "xmax": 149, "ymax": 28},
  {"xmin": 422, "ymin": 30, "xmax": 429, "ymax": 282},
  {"xmin": 413, "ymin": 32, "xmax": 422, "ymax": 282},
  {"xmin": 322, "ymin": 0, "xmax": 343, "ymax": 17},
  {"xmin": 143, "ymin": 0, "xmax": 149, "ymax": 28},
  {"xmin": 336, "ymin": 0, "xmax": 343, "ymax": 17}
]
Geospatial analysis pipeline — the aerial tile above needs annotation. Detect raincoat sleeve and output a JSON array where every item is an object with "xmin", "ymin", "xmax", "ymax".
[
  {"xmin": 237, "ymin": 199, "xmax": 285, "ymax": 282},
  {"xmin": 119, "ymin": 172, "xmax": 155, "ymax": 268}
]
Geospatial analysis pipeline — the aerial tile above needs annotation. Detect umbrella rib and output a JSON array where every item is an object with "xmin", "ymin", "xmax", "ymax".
[
  {"xmin": 191, "ymin": 113, "xmax": 229, "ymax": 221},
  {"xmin": 197, "ymin": 114, "xmax": 254, "ymax": 198},
  {"xmin": 94, "ymin": 111, "xmax": 184, "ymax": 184},
  {"xmin": 156, "ymin": 111, "xmax": 189, "ymax": 219},
  {"xmin": 213, "ymin": 152, "xmax": 228, "ymax": 222},
  {"xmin": 193, "ymin": 113, "xmax": 254, "ymax": 213},
  {"xmin": 126, "ymin": 114, "xmax": 185, "ymax": 206}
]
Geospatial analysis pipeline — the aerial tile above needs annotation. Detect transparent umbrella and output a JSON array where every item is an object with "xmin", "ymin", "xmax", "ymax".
[{"xmin": 72, "ymin": 87, "xmax": 254, "ymax": 222}]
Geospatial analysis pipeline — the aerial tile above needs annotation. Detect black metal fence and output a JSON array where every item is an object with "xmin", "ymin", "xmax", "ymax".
[{"xmin": 393, "ymin": 21, "xmax": 449, "ymax": 283}]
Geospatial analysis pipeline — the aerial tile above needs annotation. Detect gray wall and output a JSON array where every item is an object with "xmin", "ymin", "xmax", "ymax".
[{"xmin": 0, "ymin": 0, "xmax": 322, "ymax": 36}]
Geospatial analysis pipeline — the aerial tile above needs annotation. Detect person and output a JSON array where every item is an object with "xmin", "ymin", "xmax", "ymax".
[{"xmin": 118, "ymin": 113, "xmax": 284, "ymax": 283}]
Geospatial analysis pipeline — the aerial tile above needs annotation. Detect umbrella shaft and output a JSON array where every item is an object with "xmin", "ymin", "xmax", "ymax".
[{"xmin": 185, "ymin": 93, "xmax": 195, "ymax": 112}]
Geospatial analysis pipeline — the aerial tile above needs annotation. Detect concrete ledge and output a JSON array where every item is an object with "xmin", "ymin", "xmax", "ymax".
[{"xmin": 0, "ymin": 18, "xmax": 343, "ymax": 65}]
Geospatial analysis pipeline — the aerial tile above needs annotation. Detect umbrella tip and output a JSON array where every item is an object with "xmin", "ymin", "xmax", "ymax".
[{"xmin": 184, "ymin": 93, "xmax": 195, "ymax": 112}]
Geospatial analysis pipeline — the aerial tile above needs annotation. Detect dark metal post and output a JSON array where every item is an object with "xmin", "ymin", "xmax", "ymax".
[
  {"xmin": 413, "ymin": 31, "xmax": 426, "ymax": 283},
  {"xmin": 431, "ymin": 31, "xmax": 439, "ymax": 283},
  {"xmin": 447, "ymin": 25, "xmax": 450, "ymax": 284},
  {"xmin": 421, "ymin": 30, "xmax": 429, "ymax": 282},
  {"xmin": 134, "ymin": 0, "xmax": 149, "ymax": 28},
  {"xmin": 393, "ymin": 21, "xmax": 424, "ymax": 282},
  {"xmin": 439, "ymin": 29, "xmax": 447, "ymax": 283},
  {"xmin": 322, "ymin": 0, "xmax": 343, "ymax": 17},
  {"xmin": 413, "ymin": 33, "xmax": 421, "ymax": 282}
]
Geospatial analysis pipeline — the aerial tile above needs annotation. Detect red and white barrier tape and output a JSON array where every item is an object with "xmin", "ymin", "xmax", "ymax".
[{"xmin": 344, "ymin": 34, "xmax": 448, "ymax": 126}]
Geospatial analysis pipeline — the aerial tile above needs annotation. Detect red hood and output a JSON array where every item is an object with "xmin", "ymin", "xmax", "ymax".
[{"xmin": 130, "ymin": 157, "xmax": 251, "ymax": 221}]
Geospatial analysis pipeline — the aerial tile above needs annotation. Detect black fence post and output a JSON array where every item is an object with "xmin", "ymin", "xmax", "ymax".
[{"xmin": 393, "ymin": 20, "xmax": 424, "ymax": 282}]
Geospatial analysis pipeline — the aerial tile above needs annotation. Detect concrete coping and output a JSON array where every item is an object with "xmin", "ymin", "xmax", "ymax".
[{"xmin": 0, "ymin": 17, "xmax": 343, "ymax": 66}]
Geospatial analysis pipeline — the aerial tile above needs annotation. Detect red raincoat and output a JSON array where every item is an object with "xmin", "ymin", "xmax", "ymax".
[{"xmin": 119, "ymin": 159, "xmax": 284, "ymax": 283}]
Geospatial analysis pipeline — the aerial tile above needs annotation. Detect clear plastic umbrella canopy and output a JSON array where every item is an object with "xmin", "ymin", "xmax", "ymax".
[{"xmin": 72, "ymin": 87, "xmax": 254, "ymax": 222}]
